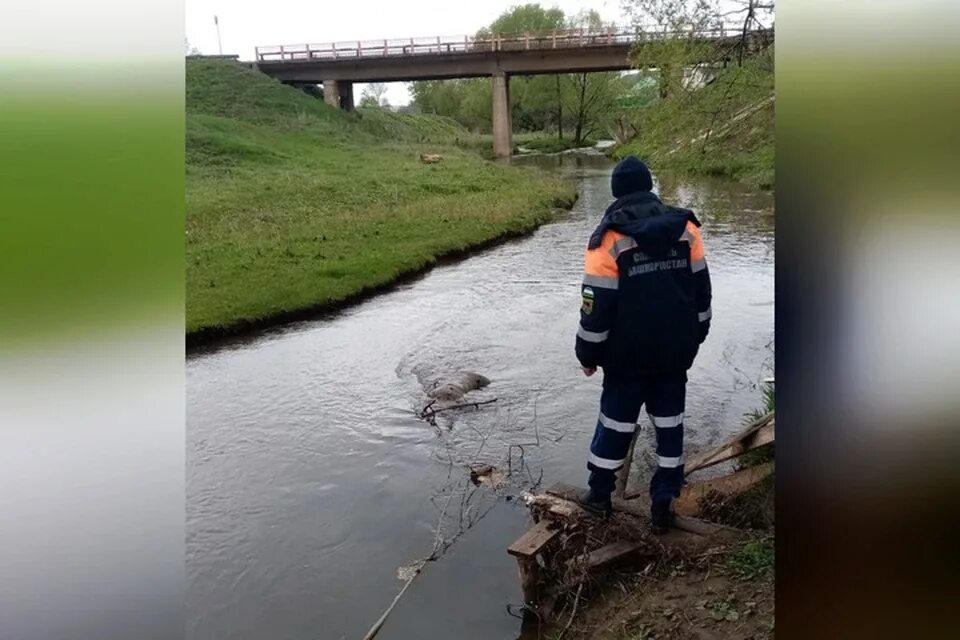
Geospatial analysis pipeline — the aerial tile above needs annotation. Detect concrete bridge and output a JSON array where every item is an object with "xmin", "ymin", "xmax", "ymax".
[{"xmin": 253, "ymin": 27, "xmax": 771, "ymax": 156}]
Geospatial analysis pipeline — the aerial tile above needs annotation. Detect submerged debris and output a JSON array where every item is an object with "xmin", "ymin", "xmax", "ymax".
[{"xmin": 468, "ymin": 463, "xmax": 508, "ymax": 490}]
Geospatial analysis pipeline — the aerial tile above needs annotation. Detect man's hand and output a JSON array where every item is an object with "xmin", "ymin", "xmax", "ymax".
[{"xmin": 582, "ymin": 366, "xmax": 597, "ymax": 377}]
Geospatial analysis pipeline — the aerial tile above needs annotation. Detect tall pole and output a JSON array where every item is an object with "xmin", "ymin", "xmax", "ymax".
[{"xmin": 214, "ymin": 15, "xmax": 222, "ymax": 55}]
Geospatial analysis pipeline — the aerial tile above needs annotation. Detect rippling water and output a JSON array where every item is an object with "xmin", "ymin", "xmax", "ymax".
[{"xmin": 186, "ymin": 155, "xmax": 774, "ymax": 640}]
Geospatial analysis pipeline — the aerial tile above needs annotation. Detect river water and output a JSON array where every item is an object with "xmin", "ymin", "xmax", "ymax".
[{"xmin": 186, "ymin": 155, "xmax": 774, "ymax": 640}]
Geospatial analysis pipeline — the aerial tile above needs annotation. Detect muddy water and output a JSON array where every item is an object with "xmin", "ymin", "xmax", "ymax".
[{"xmin": 186, "ymin": 155, "xmax": 774, "ymax": 640}]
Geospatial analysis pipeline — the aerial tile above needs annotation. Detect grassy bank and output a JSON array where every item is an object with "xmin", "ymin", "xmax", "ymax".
[
  {"xmin": 186, "ymin": 59, "xmax": 575, "ymax": 337},
  {"xmin": 614, "ymin": 50, "xmax": 775, "ymax": 189}
]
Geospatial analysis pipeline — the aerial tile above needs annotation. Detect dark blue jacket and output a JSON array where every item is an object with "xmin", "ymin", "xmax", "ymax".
[{"xmin": 576, "ymin": 191, "xmax": 712, "ymax": 375}]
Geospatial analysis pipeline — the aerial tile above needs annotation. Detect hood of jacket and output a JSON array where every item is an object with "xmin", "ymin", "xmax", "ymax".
[{"xmin": 588, "ymin": 191, "xmax": 700, "ymax": 257}]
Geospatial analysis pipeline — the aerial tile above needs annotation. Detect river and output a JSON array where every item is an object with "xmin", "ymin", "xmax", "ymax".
[{"xmin": 186, "ymin": 154, "xmax": 774, "ymax": 640}]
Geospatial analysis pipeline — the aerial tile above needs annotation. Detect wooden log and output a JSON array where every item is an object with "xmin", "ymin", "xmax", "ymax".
[
  {"xmin": 544, "ymin": 482, "xmax": 742, "ymax": 541},
  {"xmin": 674, "ymin": 462, "xmax": 774, "ymax": 516},
  {"xmin": 672, "ymin": 514, "xmax": 740, "ymax": 538},
  {"xmin": 526, "ymin": 493, "xmax": 585, "ymax": 519},
  {"xmin": 684, "ymin": 414, "xmax": 775, "ymax": 476}
]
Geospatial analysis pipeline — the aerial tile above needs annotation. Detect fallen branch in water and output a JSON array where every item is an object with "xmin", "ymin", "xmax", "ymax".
[
  {"xmin": 361, "ymin": 488, "xmax": 457, "ymax": 640},
  {"xmin": 418, "ymin": 398, "xmax": 498, "ymax": 421}
]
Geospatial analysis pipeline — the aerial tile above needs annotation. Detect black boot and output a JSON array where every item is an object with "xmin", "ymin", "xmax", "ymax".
[
  {"xmin": 651, "ymin": 500, "xmax": 674, "ymax": 534},
  {"xmin": 577, "ymin": 489, "xmax": 612, "ymax": 518}
]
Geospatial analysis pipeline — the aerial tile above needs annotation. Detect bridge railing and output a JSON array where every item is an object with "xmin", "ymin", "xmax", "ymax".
[{"xmin": 254, "ymin": 26, "xmax": 737, "ymax": 63}]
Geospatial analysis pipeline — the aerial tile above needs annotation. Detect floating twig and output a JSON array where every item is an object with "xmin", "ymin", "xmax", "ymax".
[{"xmin": 418, "ymin": 397, "xmax": 498, "ymax": 420}]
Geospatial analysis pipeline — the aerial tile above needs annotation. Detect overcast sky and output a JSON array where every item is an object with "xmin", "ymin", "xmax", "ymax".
[{"xmin": 185, "ymin": 0, "xmax": 629, "ymax": 105}]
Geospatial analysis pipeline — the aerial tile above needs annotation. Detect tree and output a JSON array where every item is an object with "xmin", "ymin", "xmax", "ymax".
[
  {"xmin": 185, "ymin": 38, "xmax": 201, "ymax": 56},
  {"xmin": 360, "ymin": 83, "xmax": 389, "ymax": 108},
  {"xmin": 478, "ymin": 3, "xmax": 565, "ymax": 38},
  {"xmin": 558, "ymin": 10, "xmax": 625, "ymax": 144},
  {"xmin": 617, "ymin": 0, "xmax": 775, "ymax": 167},
  {"xmin": 561, "ymin": 72, "xmax": 624, "ymax": 144}
]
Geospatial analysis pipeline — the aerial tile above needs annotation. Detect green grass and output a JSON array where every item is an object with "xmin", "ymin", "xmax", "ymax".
[
  {"xmin": 739, "ymin": 381, "xmax": 775, "ymax": 469},
  {"xmin": 186, "ymin": 59, "xmax": 575, "ymax": 335},
  {"xmin": 726, "ymin": 536, "xmax": 775, "ymax": 580},
  {"xmin": 614, "ymin": 50, "xmax": 775, "ymax": 189}
]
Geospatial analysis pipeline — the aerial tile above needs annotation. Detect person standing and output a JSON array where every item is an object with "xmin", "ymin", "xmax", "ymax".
[{"xmin": 575, "ymin": 156, "xmax": 712, "ymax": 533}]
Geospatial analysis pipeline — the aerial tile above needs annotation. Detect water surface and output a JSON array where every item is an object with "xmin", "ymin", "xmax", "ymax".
[{"xmin": 187, "ymin": 154, "xmax": 774, "ymax": 639}]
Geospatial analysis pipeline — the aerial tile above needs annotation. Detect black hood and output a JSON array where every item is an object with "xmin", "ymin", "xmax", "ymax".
[{"xmin": 588, "ymin": 191, "xmax": 700, "ymax": 257}]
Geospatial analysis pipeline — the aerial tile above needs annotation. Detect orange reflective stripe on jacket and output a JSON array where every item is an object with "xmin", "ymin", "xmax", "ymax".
[
  {"xmin": 685, "ymin": 221, "xmax": 704, "ymax": 261},
  {"xmin": 682, "ymin": 221, "xmax": 706, "ymax": 272},
  {"xmin": 583, "ymin": 230, "xmax": 623, "ymax": 289}
]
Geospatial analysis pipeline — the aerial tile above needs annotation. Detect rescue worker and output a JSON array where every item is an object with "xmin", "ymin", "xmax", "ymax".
[{"xmin": 575, "ymin": 156, "xmax": 712, "ymax": 533}]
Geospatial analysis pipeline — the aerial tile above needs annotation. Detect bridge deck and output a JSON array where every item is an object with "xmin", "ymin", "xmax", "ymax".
[{"xmin": 255, "ymin": 26, "xmax": 731, "ymax": 63}]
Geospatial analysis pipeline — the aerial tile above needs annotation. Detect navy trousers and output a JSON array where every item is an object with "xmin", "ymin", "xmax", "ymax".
[{"xmin": 586, "ymin": 371, "xmax": 687, "ymax": 505}]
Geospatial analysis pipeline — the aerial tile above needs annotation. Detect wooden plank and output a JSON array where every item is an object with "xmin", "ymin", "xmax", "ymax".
[
  {"xmin": 567, "ymin": 541, "xmax": 645, "ymax": 571},
  {"xmin": 685, "ymin": 415, "xmax": 775, "ymax": 476},
  {"xmin": 546, "ymin": 482, "xmax": 586, "ymax": 503},
  {"xmin": 507, "ymin": 519, "xmax": 559, "ymax": 558},
  {"xmin": 675, "ymin": 462, "xmax": 774, "ymax": 516}
]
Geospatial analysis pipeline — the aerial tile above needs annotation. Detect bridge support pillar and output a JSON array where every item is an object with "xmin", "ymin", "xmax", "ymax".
[
  {"xmin": 324, "ymin": 79, "xmax": 355, "ymax": 111},
  {"xmin": 492, "ymin": 72, "xmax": 512, "ymax": 158},
  {"xmin": 323, "ymin": 79, "xmax": 341, "ymax": 109},
  {"xmin": 339, "ymin": 81, "xmax": 354, "ymax": 111}
]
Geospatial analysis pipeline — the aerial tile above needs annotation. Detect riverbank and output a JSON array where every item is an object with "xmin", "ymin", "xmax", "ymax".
[
  {"xmin": 541, "ymin": 391, "xmax": 776, "ymax": 639},
  {"xmin": 613, "ymin": 50, "xmax": 775, "ymax": 190},
  {"xmin": 549, "ymin": 533, "xmax": 774, "ymax": 639},
  {"xmin": 529, "ymin": 473, "xmax": 775, "ymax": 640},
  {"xmin": 186, "ymin": 59, "xmax": 575, "ymax": 340}
]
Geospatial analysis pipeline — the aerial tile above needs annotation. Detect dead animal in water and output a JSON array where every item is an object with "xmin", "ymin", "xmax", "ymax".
[
  {"xmin": 419, "ymin": 153, "xmax": 443, "ymax": 164},
  {"xmin": 418, "ymin": 371, "xmax": 494, "ymax": 423},
  {"xmin": 427, "ymin": 371, "xmax": 490, "ymax": 403}
]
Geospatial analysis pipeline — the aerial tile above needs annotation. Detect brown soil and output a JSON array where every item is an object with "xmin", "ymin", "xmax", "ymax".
[
  {"xmin": 558, "ymin": 548, "xmax": 775, "ymax": 640},
  {"xmin": 530, "ymin": 476, "xmax": 775, "ymax": 640}
]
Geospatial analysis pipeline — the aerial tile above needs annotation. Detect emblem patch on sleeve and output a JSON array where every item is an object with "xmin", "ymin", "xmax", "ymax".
[{"xmin": 581, "ymin": 287, "xmax": 595, "ymax": 314}]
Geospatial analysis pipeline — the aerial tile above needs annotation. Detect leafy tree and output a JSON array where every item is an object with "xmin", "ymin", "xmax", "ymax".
[
  {"xmin": 479, "ymin": 3, "xmax": 565, "ymax": 37},
  {"xmin": 617, "ymin": 0, "xmax": 775, "ymax": 181},
  {"xmin": 360, "ymin": 83, "xmax": 389, "ymax": 108},
  {"xmin": 558, "ymin": 10, "xmax": 624, "ymax": 144}
]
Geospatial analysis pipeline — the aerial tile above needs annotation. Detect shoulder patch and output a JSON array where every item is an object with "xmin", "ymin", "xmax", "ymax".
[{"xmin": 581, "ymin": 287, "xmax": 595, "ymax": 314}]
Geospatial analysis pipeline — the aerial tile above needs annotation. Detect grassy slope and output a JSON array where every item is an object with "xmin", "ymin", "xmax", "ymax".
[
  {"xmin": 186, "ymin": 59, "xmax": 575, "ymax": 334},
  {"xmin": 615, "ymin": 50, "xmax": 775, "ymax": 189}
]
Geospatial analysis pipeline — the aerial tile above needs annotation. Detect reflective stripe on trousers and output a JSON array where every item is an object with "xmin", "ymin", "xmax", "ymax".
[{"xmin": 586, "ymin": 372, "xmax": 687, "ymax": 503}]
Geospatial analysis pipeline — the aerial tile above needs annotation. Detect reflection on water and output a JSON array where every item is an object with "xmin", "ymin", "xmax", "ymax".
[{"xmin": 186, "ymin": 156, "xmax": 773, "ymax": 640}]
